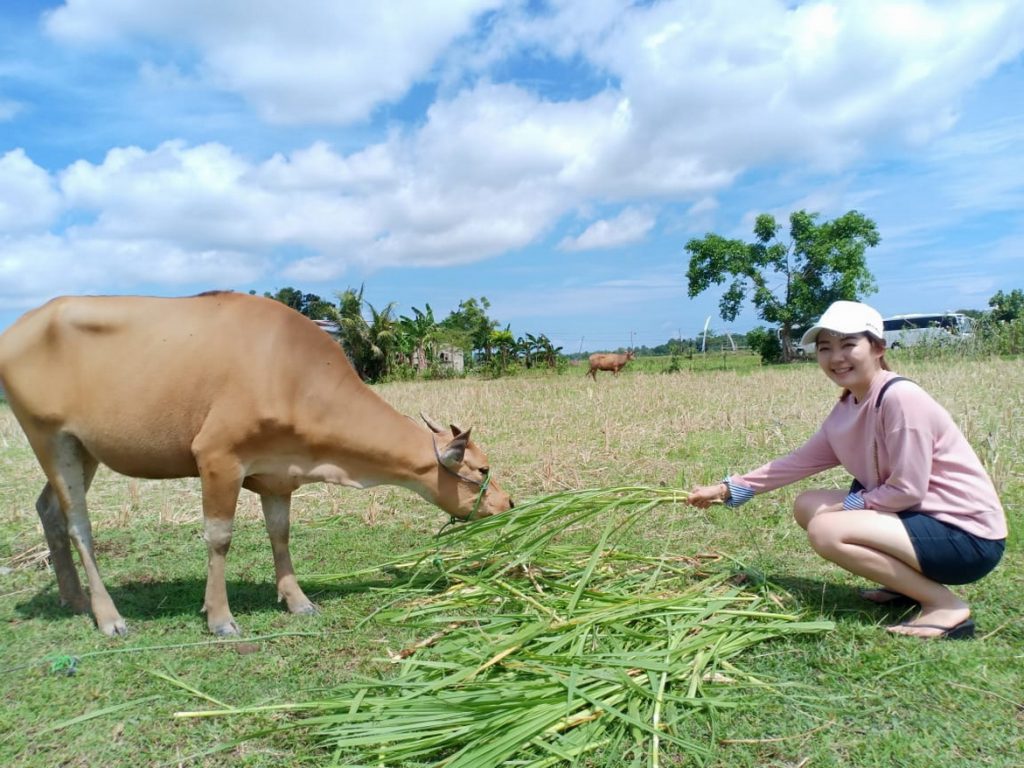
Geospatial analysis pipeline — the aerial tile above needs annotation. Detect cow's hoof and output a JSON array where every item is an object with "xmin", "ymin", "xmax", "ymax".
[
  {"xmin": 291, "ymin": 601, "xmax": 319, "ymax": 616},
  {"xmin": 60, "ymin": 592, "xmax": 91, "ymax": 615},
  {"xmin": 211, "ymin": 620, "xmax": 241, "ymax": 637},
  {"xmin": 99, "ymin": 618, "xmax": 128, "ymax": 637}
]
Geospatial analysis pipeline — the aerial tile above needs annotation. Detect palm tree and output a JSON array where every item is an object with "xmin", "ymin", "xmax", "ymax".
[
  {"xmin": 516, "ymin": 333, "xmax": 539, "ymax": 368},
  {"xmin": 399, "ymin": 304, "xmax": 439, "ymax": 371},
  {"xmin": 328, "ymin": 286, "xmax": 372, "ymax": 378},
  {"xmin": 488, "ymin": 327, "xmax": 517, "ymax": 376},
  {"xmin": 536, "ymin": 334, "xmax": 563, "ymax": 368},
  {"xmin": 364, "ymin": 301, "xmax": 401, "ymax": 380}
]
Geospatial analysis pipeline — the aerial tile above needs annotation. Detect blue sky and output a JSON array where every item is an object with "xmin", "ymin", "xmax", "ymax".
[{"xmin": 2, "ymin": 1, "xmax": 1023, "ymax": 353}]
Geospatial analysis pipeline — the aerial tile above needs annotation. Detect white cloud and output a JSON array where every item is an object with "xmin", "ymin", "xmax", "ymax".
[
  {"xmin": 0, "ymin": 231, "xmax": 266, "ymax": 307},
  {"xmin": 559, "ymin": 206, "xmax": 656, "ymax": 251},
  {"xmin": 483, "ymin": 0, "xmax": 1024, "ymax": 171},
  {"xmin": 0, "ymin": 150, "xmax": 62, "ymax": 232},
  {"xmin": 4, "ymin": 0, "xmax": 1019, "ymax": 316},
  {"xmin": 39, "ymin": 1, "xmax": 1024, "ymax": 194},
  {"xmin": 44, "ymin": 0, "xmax": 503, "ymax": 124},
  {"xmin": 6, "ymin": 131, "xmax": 574, "ymax": 288},
  {"xmin": 0, "ymin": 234, "xmax": 77, "ymax": 309}
]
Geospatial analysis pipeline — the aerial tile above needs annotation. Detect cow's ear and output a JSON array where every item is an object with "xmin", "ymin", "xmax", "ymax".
[
  {"xmin": 438, "ymin": 431, "xmax": 470, "ymax": 468},
  {"xmin": 421, "ymin": 413, "xmax": 446, "ymax": 434}
]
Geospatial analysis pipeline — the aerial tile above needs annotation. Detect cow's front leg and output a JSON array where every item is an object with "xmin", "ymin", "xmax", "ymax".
[
  {"xmin": 261, "ymin": 493, "xmax": 317, "ymax": 615},
  {"xmin": 197, "ymin": 455, "xmax": 243, "ymax": 636}
]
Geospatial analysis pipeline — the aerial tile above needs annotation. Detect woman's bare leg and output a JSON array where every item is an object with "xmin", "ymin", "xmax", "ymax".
[{"xmin": 793, "ymin": 490, "xmax": 970, "ymax": 637}]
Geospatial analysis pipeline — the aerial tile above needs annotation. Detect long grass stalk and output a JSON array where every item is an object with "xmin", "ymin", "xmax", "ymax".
[{"xmin": 181, "ymin": 487, "xmax": 833, "ymax": 765}]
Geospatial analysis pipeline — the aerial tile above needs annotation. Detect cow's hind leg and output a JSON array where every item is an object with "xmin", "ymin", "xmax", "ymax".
[
  {"xmin": 36, "ymin": 482, "xmax": 88, "ymax": 614},
  {"xmin": 194, "ymin": 449, "xmax": 244, "ymax": 636},
  {"xmin": 261, "ymin": 493, "xmax": 317, "ymax": 615},
  {"xmin": 40, "ymin": 436, "xmax": 125, "ymax": 635}
]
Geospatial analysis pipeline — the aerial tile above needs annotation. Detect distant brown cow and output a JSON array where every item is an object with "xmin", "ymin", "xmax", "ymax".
[{"xmin": 586, "ymin": 350, "xmax": 635, "ymax": 379}]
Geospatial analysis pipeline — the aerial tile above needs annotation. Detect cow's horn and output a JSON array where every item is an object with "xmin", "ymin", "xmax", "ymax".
[{"xmin": 420, "ymin": 412, "xmax": 446, "ymax": 434}]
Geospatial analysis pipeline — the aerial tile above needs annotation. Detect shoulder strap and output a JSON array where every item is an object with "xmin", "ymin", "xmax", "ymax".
[
  {"xmin": 875, "ymin": 376, "xmax": 911, "ymax": 410},
  {"xmin": 871, "ymin": 375, "xmax": 910, "ymax": 486}
]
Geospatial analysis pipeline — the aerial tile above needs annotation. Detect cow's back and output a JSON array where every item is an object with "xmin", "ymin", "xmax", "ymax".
[{"xmin": 0, "ymin": 293, "xmax": 353, "ymax": 478}]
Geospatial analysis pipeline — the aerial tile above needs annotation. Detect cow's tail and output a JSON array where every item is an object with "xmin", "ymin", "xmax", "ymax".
[
  {"xmin": 0, "ymin": 317, "xmax": 19, "ymax": 393},
  {"xmin": 0, "ymin": 301, "xmax": 50, "ymax": 402},
  {"xmin": 0, "ymin": 329, "xmax": 8, "ymax": 403}
]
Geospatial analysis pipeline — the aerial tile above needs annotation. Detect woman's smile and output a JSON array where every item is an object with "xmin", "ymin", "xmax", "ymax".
[{"xmin": 816, "ymin": 332, "xmax": 884, "ymax": 400}]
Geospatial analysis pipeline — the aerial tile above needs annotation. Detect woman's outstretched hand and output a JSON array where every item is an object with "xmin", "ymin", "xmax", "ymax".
[{"xmin": 686, "ymin": 482, "xmax": 729, "ymax": 509}]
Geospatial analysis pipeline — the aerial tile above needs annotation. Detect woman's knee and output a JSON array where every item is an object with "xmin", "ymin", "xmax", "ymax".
[
  {"xmin": 793, "ymin": 490, "xmax": 835, "ymax": 530},
  {"xmin": 804, "ymin": 514, "xmax": 841, "ymax": 556}
]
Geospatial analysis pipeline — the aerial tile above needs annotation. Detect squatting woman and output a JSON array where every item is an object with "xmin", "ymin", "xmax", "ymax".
[{"xmin": 686, "ymin": 301, "xmax": 1007, "ymax": 639}]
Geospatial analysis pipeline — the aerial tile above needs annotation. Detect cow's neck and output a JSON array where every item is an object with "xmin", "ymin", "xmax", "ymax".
[{"xmin": 296, "ymin": 379, "xmax": 444, "ymax": 498}]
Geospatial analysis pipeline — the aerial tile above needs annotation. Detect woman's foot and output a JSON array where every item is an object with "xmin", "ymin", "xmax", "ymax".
[{"xmin": 887, "ymin": 605, "xmax": 972, "ymax": 639}]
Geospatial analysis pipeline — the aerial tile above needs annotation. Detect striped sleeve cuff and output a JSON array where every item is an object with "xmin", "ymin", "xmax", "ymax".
[
  {"xmin": 723, "ymin": 477, "xmax": 754, "ymax": 508},
  {"xmin": 843, "ymin": 491, "xmax": 866, "ymax": 510}
]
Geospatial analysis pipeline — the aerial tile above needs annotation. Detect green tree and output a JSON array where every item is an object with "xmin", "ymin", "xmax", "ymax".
[
  {"xmin": 517, "ymin": 332, "xmax": 543, "ymax": 368},
  {"xmin": 330, "ymin": 288, "xmax": 403, "ymax": 382},
  {"xmin": 265, "ymin": 287, "xmax": 333, "ymax": 319},
  {"xmin": 989, "ymin": 288, "xmax": 1024, "ymax": 322},
  {"xmin": 399, "ymin": 304, "xmax": 439, "ymax": 368},
  {"xmin": 329, "ymin": 286, "xmax": 373, "ymax": 378},
  {"xmin": 367, "ymin": 302, "xmax": 402, "ymax": 380},
  {"xmin": 685, "ymin": 210, "xmax": 880, "ymax": 361},
  {"xmin": 488, "ymin": 327, "xmax": 517, "ymax": 376},
  {"xmin": 441, "ymin": 297, "xmax": 499, "ymax": 365},
  {"xmin": 745, "ymin": 326, "xmax": 783, "ymax": 363},
  {"xmin": 535, "ymin": 334, "xmax": 563, "ymax": 368}
]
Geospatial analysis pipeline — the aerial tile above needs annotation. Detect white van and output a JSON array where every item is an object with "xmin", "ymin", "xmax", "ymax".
[{"xmin": 882, "ymin": 313, "xmax": 974, "ymax": 349}]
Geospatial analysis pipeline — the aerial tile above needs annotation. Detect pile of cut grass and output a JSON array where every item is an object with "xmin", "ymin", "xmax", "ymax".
[{"xmin": 180, "ymin": 487, "xmax": 833, "ymax": 766}]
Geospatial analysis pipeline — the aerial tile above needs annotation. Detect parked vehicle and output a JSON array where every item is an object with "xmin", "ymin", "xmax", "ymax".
[
  {"xmin": 882, "ymin": 312, "xmax": 974, "ymax": 349},
  {"xmin": 778, "ymin": 325, "xmax": 811, "ymax": 357}
]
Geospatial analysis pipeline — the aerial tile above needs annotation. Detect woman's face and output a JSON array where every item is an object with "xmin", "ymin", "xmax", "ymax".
[{"xmin": 815, "ymin": 332, "xmax": 885, "ymax": 398}]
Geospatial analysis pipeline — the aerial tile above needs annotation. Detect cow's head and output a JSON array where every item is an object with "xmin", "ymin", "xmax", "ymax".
[
  {"xmin": 626, "ymin": 350, "xmax": 636, "ymax": 360},
  {"xmin": 421, "ymin": 413, "xmax": 514, "ymax": 520}
]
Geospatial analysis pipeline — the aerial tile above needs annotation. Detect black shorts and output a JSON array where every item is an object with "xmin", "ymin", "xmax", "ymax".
[
  {"xmin": 898, "ymin": 511, "xmax": 1005, "ymax": 585},
  {"xmin": 849, "ymin": 479, "xmax": 1004, "ymax": 585}
]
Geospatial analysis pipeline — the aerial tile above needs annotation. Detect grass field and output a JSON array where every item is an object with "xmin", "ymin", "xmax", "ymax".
[{"xmin": 1, "ymin": 355, "xmax": 1022, "ymax": 767}]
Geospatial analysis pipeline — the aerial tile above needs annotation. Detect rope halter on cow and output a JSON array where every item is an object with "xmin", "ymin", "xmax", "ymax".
[{"xmin": 431, "ymin": 434, "xmax": 491, "ymax": 530}]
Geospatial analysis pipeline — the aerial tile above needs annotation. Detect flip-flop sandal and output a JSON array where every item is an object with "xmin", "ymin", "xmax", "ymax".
[
  {"xmin": 890, "ymin": 618, "xmax": 975, "ymax": 640},
  {"xmin": 858, "ymin": 587, "xmax": 919, "ymax": 607}
]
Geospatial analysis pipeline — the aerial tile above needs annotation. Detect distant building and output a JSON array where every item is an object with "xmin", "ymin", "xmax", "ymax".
[
  {"xmin": 312, "ymin": 319, "xmax": 341, "ymax": 339},
  {"xmin": 411, "ymin": 344, "xmax": 465, "ymax": 374}
]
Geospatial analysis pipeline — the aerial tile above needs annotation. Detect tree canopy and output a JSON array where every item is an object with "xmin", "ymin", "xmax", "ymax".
[
  {"xmin": 989, "ymin": 288, "xmax": 1024, "ymax": 322},
  {"xmin": 263, "ymin": 287, "xmax": 334, "ymax": 320},
  {"xmin": 263, "ymin": 287, "xmax": 568, "ymax": 381},
  {"xmin": 685, "ymin": 210, "xmax": 880, "ymax": 360}
]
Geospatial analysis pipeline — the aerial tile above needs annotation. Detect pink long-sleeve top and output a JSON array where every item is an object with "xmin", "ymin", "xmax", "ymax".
[{"xmin": 728, "ymin": 370, "xmax": 1007, "ymax": 540}]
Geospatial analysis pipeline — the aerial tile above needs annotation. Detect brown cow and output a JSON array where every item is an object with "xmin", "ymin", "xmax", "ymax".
[
  {"xmin": 586, "ymin": 350, "xmax": 635, "ymax": 379},
  {"xmin": 0, "ymin": 292, "xmax": 513, "ymax": 636}
]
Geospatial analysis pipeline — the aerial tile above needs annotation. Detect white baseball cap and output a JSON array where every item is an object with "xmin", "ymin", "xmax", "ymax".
[{"xmin": 800, "ymin": 301, "xmax": 884, "ymax": 346}]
